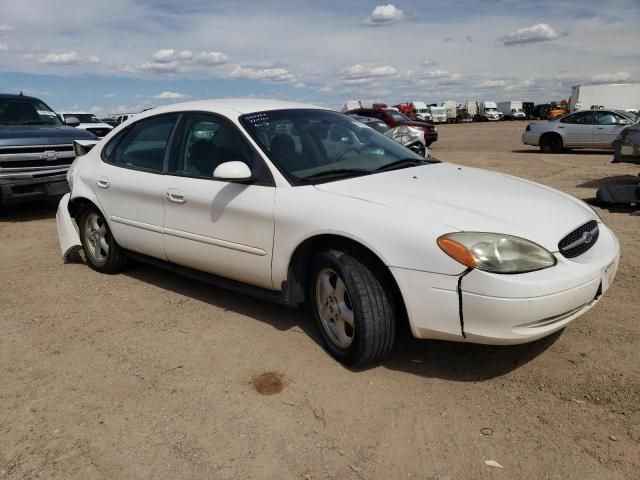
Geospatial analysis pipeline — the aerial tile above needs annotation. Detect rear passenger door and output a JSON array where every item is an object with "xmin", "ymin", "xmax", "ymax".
[
  {"xmin": 96, "ymin": 114, "xmax": 179, "ymax": 260},
  {"xmin": 559, "ymin": 111, "xmax": 594, "ymax": 146},
  {"xmin": 593, "ymin": 111, "xmax": 633, "ymax": 148}
]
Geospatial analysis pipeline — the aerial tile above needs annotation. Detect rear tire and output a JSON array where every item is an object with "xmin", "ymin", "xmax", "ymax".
[
  {"xmin": 79, "ymin": 207, "xmax": 129, "ymax": 273},
  {"xmin": 310, "ymin": 250, "xmax": 396, "ymax": 367},
  {"xmin": 540, "ymin": 134, "xmax": 563, "ymax": 153}
]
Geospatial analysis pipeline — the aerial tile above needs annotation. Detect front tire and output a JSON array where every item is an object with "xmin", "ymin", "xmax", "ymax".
[
  {"xmin": 79, "ymin": 207, "xmax": 129, "ymax": 273},
  {"xmin": 310, "ymin": 250, "xmax": 396, "ymax": 367},
  {"xmin": 540, "ymin": 134, "xmax": 563, "ymax": 153}
]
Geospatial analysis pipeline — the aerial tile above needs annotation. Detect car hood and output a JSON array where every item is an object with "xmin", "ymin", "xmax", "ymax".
[
  {"xmin": 0, "ymin": 125, "xmax": 97, "ymax": 147},
  {"xmin": 314, "ymin": 163, "xmax": 595, "ymax": 251},
  {"xmin": 401, "ymin": 120, "xmax": 433, "ymax": 128}
]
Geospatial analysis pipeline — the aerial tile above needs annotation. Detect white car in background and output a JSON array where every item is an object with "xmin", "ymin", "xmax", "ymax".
[
  {"xmin": 57, "ymin": 99, "xmax": 619, "ymax": 366},
  {"xmin": 523, "ymin": 109, "xmax": 637, "ymax": 153},
  {"xmin": 59, "ymin": 112, "xmax": 113, "ymax": 138}
]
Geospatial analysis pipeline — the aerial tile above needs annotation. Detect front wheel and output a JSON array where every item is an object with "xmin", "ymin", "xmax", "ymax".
[
  {"xmin": 540, "ymin": 134, "xmax": 563, "ymax": 153},
  {"xmin": 311, "ymin": 250, "xmax": 396, "ymax": 367},
  {"xmin": 79, "ymin": 207, "xmax": 129, "ymax": 273}
]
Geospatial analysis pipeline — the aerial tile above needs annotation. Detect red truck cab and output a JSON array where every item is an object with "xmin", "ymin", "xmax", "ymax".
[{"xmin": 346, "ymin": 107, "xmax": 438, "ymax": 146}]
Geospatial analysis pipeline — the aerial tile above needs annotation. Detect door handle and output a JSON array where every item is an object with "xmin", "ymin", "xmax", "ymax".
[
  {"xmin": 597, "ymin": 127, "xmax": 605, "ymax": 130},
  {"xmin": 166, "ymin": 189, "xmax": 186, "ymax": 204},
  {"xmin": 557, "ymin": 126, "xmax": 564, "ymax": 129},
  {"xmin": 96, "ymin": 176, "xmax": 110, "ymax": 189}
]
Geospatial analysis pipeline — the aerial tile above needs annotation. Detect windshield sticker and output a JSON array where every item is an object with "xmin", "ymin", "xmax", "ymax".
[
  {"xmin": 37, "ymin": 110, "xmax": 57, "ymax": 116},
  {"xmin": 243, "ymin": 113, "xmax": 270, "ymax": 126}
]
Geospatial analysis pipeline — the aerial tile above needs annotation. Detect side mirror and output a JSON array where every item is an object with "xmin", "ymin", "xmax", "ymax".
[
  {"xmin": 213, "ymin": 161, "xmax": 254, "ymax": 182},
  {"xmin": 65, "ymin": 116, "xmax": 80, "ymax": 127}
]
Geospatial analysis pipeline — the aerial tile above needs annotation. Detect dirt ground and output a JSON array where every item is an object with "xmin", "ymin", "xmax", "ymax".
[{"xmin": 1, "ymin": 121, "xmax": 639, "ymax": 479}]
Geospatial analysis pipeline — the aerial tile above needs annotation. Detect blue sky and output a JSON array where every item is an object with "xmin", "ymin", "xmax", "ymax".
[{"xmin": 1, "ymin": 0, "xmax": 638, "ymax": 116}]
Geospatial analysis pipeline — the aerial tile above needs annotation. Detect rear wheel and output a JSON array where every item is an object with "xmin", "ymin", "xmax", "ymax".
[
  {"xmin": 79, "ymin": 208, "xmax": 129, "ymax": 273},
  {"xmin": 310, "ymin": 250, "xmax": 396, "ymax": 367},
  {"xmin": 540, "ymin": 134, "xmax": 563, "ymax": 153}
]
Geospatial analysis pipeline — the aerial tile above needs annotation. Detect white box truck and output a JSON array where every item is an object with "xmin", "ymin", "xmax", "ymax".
[
  {"xmin": 411, "ymin": 101, "xmax": 432, "ymax": 121},
  {"xmin": 497, "ymin": 101, "xmax": 526, "ymax": 120},
  {"xmin": 442, "ymin": 100, "xmax": 457, "ymax": 123},
  {"xmin": 570, "ymin": 84, "xmax": 640, "ymax": 112},
  {"xmin": 466, "ymin": 101, "xmax": 479, "ymax": 118},
  {"xmin": 479, "ymin": 101, "xmax": 503, "ymax": 121},
  {"xmin": 428, "ymin": 105, "xmax": 447, "ymax": 123}
]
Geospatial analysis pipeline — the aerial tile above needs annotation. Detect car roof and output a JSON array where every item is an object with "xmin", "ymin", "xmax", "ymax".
[
  {"xmin": 0, "ymin": 93, "xmax": 42, "ymax": 101},
  {"xmin": 135, "ymin": 99, "xmax": 324, "ymax": 119}
]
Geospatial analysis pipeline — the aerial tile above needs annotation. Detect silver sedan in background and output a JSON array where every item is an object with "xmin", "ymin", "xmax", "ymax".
[{"xmin": 522, "ymin": 109, "xmax": 638, "ymax": 153}]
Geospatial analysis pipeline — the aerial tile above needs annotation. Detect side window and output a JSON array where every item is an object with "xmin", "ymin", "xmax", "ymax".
[
  {"xmin": 173, "ymin": 113, "xmax": 265, "ymax": 179},
  {"xmin": 560, "ymin": 111, "xmax": 594, "ymax": 125},
  {"xmin": 110, "ymin": 115, "xmax": 178, "ymax": 172},
  {"xmin": 596, "ymin": 112, "xmax": 629, "ymax": 125}
]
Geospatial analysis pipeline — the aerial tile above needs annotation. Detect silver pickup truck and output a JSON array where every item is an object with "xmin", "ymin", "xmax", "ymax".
[{"xmin": 0, "ymin": 93, "xmax": 97, "ymax": 206}]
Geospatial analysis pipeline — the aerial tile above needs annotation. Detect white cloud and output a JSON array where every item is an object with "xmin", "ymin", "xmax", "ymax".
[
  {"xmin": 499, "ymin": 23, "xmax": 563, "ymax": 46},
  {"xmin": 340, "ymin": 64, "xmax": 397, "ymax": 80},
  {"xmin": 591, "ymin": 71, "xmax": 631, "ymax": 83},
  {"xmin": 230, "ymin": 66, "xmax": 296, "ymax": 82},
  {"xmin": 422, "ymin": 60, "xmax": 439, "ymax": 67},
  {"xmin": 39, "ymin": 51, "xmax": 81, "ymax": 65},
  {"xmin": 139, "ymin": 61, "xmax": 187, "ymax": 73},
  {"xmin": 0, "ymin": 24, "xmax": 13, "ymax": 35},
  {"xmin": 478, "ymin": 79, "xmax": 507, "ymax": 88},
  {"xmin": 104, "ymin": 93, "xmax": 115, "ymax": 98},
  {"xmin": 0, "ymin": 43, "xmax": 8, "ymax": 52},
  {"xmin": 364, "ymin": 4, "xmax": 405, "ymax": 27},
  {"xmin": 153, "ymin": 91, "xmax": 188, "ymax": 99},
  {"xmin": 37, "ymin": 51, "xmax": 100, "ymax": 65},
  {"xmin": 195, "ymin": 51, "xmax": 228, "ymax": 65},
  {"xmin": 152, "ymin": 49, "xmax": 177, "ymax": 62}
]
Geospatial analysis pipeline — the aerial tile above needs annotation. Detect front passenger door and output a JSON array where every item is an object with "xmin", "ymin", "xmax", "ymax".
[
  {"xmin": 163, "ymin": 113, "xmax": 276, "ymax": 289},
  {"xmin": 594, "ymin": 111, "xmax": 633, "ymax": 148}
]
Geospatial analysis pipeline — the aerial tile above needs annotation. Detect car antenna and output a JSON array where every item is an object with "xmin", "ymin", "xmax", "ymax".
[{"xmin": 19, "ymin": 91, "xmax": 23, "ymax": 96}]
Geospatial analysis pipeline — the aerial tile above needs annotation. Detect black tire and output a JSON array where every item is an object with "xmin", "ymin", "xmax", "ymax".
[
  {"xmin": 310, "ymin": 249, "xmax": 396, "ymax": 367},
  {"xmin": 78, "ymin": 207, "xmax": 129, "ymax": 273},
  {"xmin": 540, "ymin": 134, "xmax": 563, "ymax": 153}
]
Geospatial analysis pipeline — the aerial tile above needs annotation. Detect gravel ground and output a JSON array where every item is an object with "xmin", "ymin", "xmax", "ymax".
[{"xmin": 1, "ymin": 121, "xmax": 639, "ymax": 479}]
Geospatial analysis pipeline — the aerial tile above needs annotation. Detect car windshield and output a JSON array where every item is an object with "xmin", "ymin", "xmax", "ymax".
[
  {"xmin": 68, "ymin": 114, "xmax": 102, "ymax": 123},
  {"xmin": 240, "ymin": 109, "xmax": 436, "ymax": 185},
  {"xmin": 616, "ymin": 110, "xmax": 638, "ymax": 123},
  {"xmin": 0, "ymin": 97, "xmax": 62, "ymax": 126},
  {"xmin": 386, "ymin": 110, "xmax": 410, "ymax": 121}
]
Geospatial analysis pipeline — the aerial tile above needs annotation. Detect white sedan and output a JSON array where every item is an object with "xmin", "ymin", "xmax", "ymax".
[
  {"xmin": 57, "ymin": 99, "xmax": 619, "ymax": 366},
  {"xmin": 522, "ymin": 109, "xmax": 637, "ymax": 153}
]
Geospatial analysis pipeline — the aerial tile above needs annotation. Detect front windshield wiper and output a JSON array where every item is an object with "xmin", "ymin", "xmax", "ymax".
[
  {"xmin": 301, "ymin": 168, "xmax": 370, "ymax": 181},
  {"xmin": 374, "ymin": 158, "xmax": 429, "ymax": 172}
]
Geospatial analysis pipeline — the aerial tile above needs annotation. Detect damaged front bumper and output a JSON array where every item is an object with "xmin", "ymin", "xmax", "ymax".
[
  {"xmin": 390, "ymin": 224, "xmax": 620, "ymax": 345},
  {"xmin": 56, "ymin": 193, "xmax": 82, "ymax": 262}
]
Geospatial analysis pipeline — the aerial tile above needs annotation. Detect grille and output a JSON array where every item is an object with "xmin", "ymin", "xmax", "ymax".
[
  {"xmin": 558, "ymin": 220, "xmax": 599, "ymax": 258},
  {"xmin": 86, "ymin": 127, "xmax": 110, "ymax": 137},
  {"xmin": 0, "ymin": 145, "xmax": 73, "ymax": 155}
]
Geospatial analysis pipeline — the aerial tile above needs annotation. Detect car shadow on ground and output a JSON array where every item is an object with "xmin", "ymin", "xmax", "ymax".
[
  {"xmin": 0, "ymin": 199, "xmax": 58, "ymax": 222},
  {"xmin": 124, "ymin": 262, "xmax": 558, "ymax": 381},
  {"xmin": 511, "ymin": 149, "xmax": 612, "ymax": 155},
  {"xmin": 379, "ymin": 329, "xmax": 561, "ymax": 381},
  {"xmin": 576, "ymin": 174, "xmax": 639, "ymax": 189}
]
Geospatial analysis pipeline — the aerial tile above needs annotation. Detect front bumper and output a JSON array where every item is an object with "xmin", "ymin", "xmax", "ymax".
[
  {"xmin": 391, "ymin": 224, "xmax": 620, "ymax": 345},
  {"xmin": 0, "ymin": 173, "xmax": 69, "ymax": 205}
]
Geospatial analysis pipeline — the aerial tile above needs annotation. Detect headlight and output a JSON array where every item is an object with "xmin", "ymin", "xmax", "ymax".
[{"xmin": 437, "ymin": 232, "xmax": 557, "ymax": 274}]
